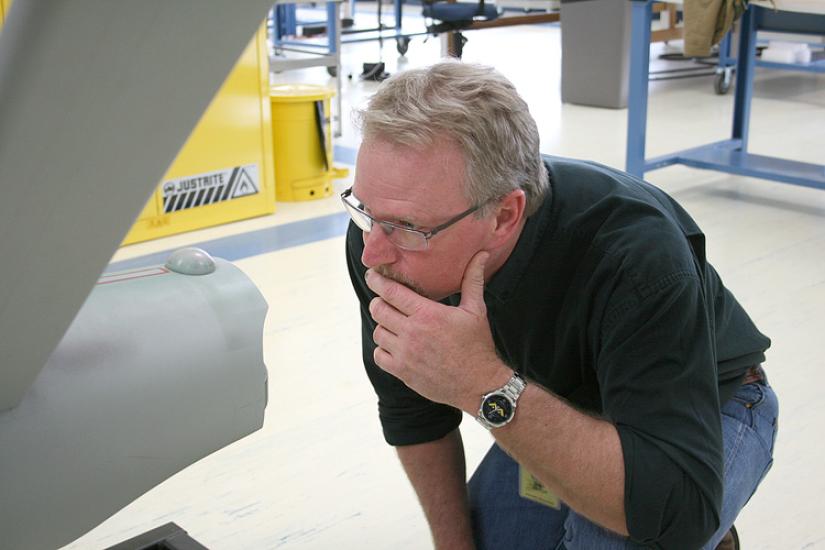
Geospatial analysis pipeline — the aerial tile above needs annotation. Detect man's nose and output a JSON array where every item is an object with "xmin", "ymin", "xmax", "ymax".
[{"xmin": 361, "ymin": 227, "xmax": 398, "ymax": 269}]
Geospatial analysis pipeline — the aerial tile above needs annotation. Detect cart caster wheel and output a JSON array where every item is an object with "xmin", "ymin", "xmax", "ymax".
[
  {"xmin": 397, "ymin": 36, "xmax": 410, "ymax": 56},
  {"xmin": 327, "ymin": 66, "xmax": 338, "ymax": 77},
  {"xmin": 454, "ymin": 32, "xmax": 468, "ymax": 59},
  {"xmin": 714, "ymin": 70, "xmax": 732, "ymax": 95}
]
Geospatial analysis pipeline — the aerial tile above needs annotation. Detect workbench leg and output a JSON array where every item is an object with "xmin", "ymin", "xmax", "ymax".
[
  {"xmin": 718, "ymin": 31, "xmax": 733, "ymax": 68},
  {"xmin": 394, "ymin": 0, "xmax": 403, "ymax": 32},
  {"xmin": 327, "ymin": 1, "xmax": 343, "ymax": 137},
  {"xmin": 626, "ymin": 0, "xmax": 652, "ymax": 177},
  {"xmin": 327, "ymin": 1, "xmax": 338, "ymax": 55},
  {"xmin": 732, "ymin": 6, "xmax": 758, "ymax": 151}
]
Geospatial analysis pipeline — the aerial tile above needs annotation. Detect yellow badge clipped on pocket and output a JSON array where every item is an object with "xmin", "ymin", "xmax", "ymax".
[{"xmin": 519, "ymin": 465, "xmax": 561, "ymax": 509}]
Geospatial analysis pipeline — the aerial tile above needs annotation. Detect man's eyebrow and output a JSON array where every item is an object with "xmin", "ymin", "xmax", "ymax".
[
  {"xmin": 380, "ymin": 214, "xmax": 421, "ymax": 229},
  {"xmin": 354, "ymin": 188, "xmax": 438, "ymax": 228},
  {"xmin": 361, "ymin": 202, "xmax": 425, "ymax": 228}
]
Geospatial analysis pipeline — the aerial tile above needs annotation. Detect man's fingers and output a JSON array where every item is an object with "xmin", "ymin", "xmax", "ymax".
[
  {"xmin": 373, "ymin": 345, "xmax": 395, "ymax": 373},
  {"xmin": 369, "ymin": 297, "xmax": 405, "ymax": 335},
  {"xmin": 372, "ymin": 346, "xmax": 400, "ymax": 378},
  {"xmin": 372, "ymin": 323, "xmax": 398, "ymax": 351},
  {"xmin": 373, "ymin": 324, "xmax": 404, "ymax": 378},
  {"xmin": 366, "ymin": 269, "xmax": 427, "ymax": 316}
]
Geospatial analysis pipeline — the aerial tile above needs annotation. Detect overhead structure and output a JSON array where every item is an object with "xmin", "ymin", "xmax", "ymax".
[{"xmin": 0, "ymin": 0, "xmax": 274, "ymax": 411}]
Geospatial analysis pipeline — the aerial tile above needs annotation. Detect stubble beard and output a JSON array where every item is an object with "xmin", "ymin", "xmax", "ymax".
[{"xmin": 373, "ymin": 265, "xmax": 432, "ymax": 299}]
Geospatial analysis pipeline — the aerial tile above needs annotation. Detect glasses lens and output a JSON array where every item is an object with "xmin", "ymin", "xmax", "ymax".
[
  {"xmin": 342, "ymin": 197, "xmax": 372, "ymax": 233},
  {"xmin": 342, "ymin": 189, "xmax": 429, "ymax": 251},
  {"xmin": 387, "ymin": 226, "xmax": 428, "ymax": 251}
]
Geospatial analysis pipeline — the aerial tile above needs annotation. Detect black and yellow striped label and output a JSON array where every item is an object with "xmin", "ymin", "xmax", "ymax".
[{"xmin": 162, "ymin": 164, "xmax": 259, "ymax": 214}]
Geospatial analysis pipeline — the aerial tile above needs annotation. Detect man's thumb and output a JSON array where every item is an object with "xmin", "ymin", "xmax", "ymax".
[{"xmin": 460, "ymin": 251, "xmax": 489, "ymax": 312}]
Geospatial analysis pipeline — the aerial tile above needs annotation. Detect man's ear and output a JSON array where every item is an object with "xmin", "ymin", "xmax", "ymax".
[{"xmin": 489, "ymin": 189, "xmax": 526, "ymax": 246}]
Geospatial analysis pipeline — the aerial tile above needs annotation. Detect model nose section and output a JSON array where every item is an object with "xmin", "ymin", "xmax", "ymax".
[{"xmin": 0, "ymin": 253, "xmax": 268, "ymax": 550}]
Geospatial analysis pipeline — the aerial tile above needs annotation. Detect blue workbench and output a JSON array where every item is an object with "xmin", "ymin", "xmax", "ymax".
[{"xmin": 626, "ymin": 0, "xmax": 825, "ymax": 191}]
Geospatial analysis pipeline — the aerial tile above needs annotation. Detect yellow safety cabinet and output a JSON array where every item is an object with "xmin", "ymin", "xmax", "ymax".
[
  {"xmin": 123, "ymin": 23, "xmax": 275, "ymax": 245},
  {"xmin": 0, "ymin": 0, "xmax": 11, "ymax": 27}
]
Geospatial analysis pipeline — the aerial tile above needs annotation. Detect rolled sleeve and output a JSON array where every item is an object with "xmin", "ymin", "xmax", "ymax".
[
  {"xmin": 617, "ymin": 426, "xmax": 720, "ymax": 548},
  {"xmin": 598, "ymin": 273, "xmax": 723, "ymax": 548}
]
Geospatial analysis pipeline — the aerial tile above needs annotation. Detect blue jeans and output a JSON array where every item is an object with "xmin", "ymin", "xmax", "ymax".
[{"xmin": 468, "ymin": 380, "xmax": 779, "ymax": 549}]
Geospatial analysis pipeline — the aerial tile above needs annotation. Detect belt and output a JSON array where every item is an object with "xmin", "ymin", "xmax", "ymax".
[{"xmin": 741, "ymin": 364, "xmax": 766, "ymax": 386}]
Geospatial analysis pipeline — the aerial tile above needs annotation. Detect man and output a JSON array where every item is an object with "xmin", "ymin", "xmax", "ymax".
[{"xmin": 343, "ymin": 61, "xmax": 778, "ymax": 549}]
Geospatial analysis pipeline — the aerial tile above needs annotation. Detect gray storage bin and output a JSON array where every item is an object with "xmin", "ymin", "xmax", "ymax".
[{"xmin": 560, "ymin": 0, "xmax": 633, "ymax": 108}]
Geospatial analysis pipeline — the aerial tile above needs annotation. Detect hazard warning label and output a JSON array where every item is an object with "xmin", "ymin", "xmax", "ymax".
[{"xmin": 161, "ymin": 164, "xmax": 259, "ymax": 214}]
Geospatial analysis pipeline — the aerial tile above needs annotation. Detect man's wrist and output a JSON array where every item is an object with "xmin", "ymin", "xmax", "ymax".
[{"xmin": 459, "ymin": 360, "xmax": 514, "ymax": 414}]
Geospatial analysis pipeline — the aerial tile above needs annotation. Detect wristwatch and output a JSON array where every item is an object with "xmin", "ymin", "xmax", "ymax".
[{"xmin": 476, "ymin": 372, "xmax": 526, "ymax": 430}]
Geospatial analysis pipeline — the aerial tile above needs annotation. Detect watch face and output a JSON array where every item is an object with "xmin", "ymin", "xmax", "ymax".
[{"xmin": 482, "ymin": 394, "xmax": 513, "ymax": 425}]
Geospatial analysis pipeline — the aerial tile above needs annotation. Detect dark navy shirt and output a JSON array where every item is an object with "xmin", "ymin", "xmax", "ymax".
[{"xmin": 346, "ymin": 156, "xmax": 770, "ymax": 548}]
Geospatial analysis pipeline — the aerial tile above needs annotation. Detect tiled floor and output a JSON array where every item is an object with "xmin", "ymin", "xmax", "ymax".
[{"xmin": 67, "ymin": 8, "xmax": 825, "ymax": 550}]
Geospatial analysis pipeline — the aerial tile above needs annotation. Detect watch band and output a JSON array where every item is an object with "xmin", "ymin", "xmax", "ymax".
[{"xmin": 499, "ymin": 372, "xmax": 526, "ymax": 402}]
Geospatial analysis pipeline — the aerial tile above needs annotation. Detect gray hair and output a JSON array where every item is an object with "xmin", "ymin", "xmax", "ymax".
[{"xmin": 355, "ymin": 61, "xmax": 549, "ymax": 217}]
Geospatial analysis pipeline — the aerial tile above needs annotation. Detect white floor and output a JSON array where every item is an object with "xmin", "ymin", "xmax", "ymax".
[{"xmin": 66, "ymin": 11, "xmax": 825, "ymax": 550}]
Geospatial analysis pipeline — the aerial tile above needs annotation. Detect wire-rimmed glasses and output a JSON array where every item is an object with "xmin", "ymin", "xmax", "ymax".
[{"xmin": 340, "ymin": 187, "xmax": 486, "ymax": 251}]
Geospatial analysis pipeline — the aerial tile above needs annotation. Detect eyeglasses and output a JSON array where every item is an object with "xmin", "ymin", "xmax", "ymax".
[{"xmin": 340, "ymin": 187, "xmax": 486, "ymax": 251}]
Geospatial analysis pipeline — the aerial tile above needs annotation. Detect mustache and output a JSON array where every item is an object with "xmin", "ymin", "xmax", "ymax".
[{"xmin": 373, "ymin": 265, "xmax": 429, "ymax": 298}]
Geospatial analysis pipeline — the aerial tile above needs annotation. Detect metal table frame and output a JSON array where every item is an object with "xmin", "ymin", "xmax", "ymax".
[
  {"xmin": 626, "ymin": 0, "xmax": 825, "ymax": 191},
  {"xmin": 276, "ymin": 0, "xmax": 422, "ymax": 53},
  {"xmin": 269, "ymin": 0, "xmax": 343, "ymax": 136},
  {"xmin": 715, "ymin": 13, "xmax": 825, "ymax": 93}
]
